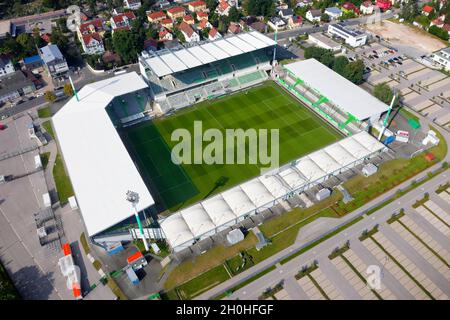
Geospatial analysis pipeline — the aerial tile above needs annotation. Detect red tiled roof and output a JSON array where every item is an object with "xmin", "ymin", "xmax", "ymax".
[
  {"xmin": 443, "ymin": 24, "xmax": 450, "ymax": 31},
  {"xmin": 228, "ymin": 22, "xmax": 240, "ymax": 34},
  {"xmin": 79, "ymin": 19, "xmax": 104, "ymax": 34},
  {"xmin": 291, "ymin": 16, "xmax": 302, "ymax": 24},
  {"xmin": 147, "ymin": 11, "xmax": 166, "ymax": 20},
  {"xmin": 112, "ymin": 12, "xmax": 136, "ymax": 23},
  {"xmin": 362, "ymin": 0, "xmax": 373, "ymax": 6},
  {"xmin": 179, "ymin": 21, "xmax": 194, "ymax": 37},
  {"xmin": 209, "ymin": 27, "xmax": 218, "ymax": 37},
  {"xmin": 82, "ymin": 32, "xmax": 102, "ymax": 45},
  {"xmin": 183, "ymin": 14, "xmax": 194, "ymax": 21},
  {"xmin": 422, "ymin": 5, "xmax": 434, "ymax": 13},
  {"xmin": 188, "ymin": 1, "xmax": 206, "ymax": 7},
  {"xmin": 168, "ymin": 7, "xmax": 185, "ymax": 14},
  {"xmin": 343, "ymin": 2, "xmax": 357, "ymax": 9},
  {"xmin": 161, "ymin": 18, "xmax": 173, "ymax": 25},
  {"xmin": 197, "ymin": 11, "xmax": 208, "ymax": 18},
  {"xmin": 159, "ymin": 28, "xmax": 170, "ymax": 37},
  {"xmin": 218, "ymin": 1, "xmax": 229, "ymax": 11},
  {"xmin": 198, "ymin": 19, "xmax": 209, "ymax": 29}
]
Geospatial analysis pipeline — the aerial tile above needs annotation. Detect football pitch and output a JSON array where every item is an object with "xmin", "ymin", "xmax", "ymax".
[{"xmin": 123, "ymin": 82, "xmax": 343, "ymax": 212}]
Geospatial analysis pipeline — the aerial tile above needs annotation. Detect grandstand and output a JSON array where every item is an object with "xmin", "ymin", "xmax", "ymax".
[
  {"xmin": 138, "ymin": 31, "xmax": 275, "ymax": 113},
  {"xmin": 160, "ymin": 130, "xmax": 387, "ymax": 251},
  {"xmin": 277, "ymin": 59, "xmax": 390, "ymax": 134}
]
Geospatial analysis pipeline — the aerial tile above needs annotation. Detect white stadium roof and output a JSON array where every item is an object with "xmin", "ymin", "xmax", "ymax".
[
  {"xmin": 160, "ymin": 131, "xmax": 386, "ymax": 250},
  {"xmin": 284, "ymin": 59, "xmax": 390, "ymax": 121},
  {"xmin": 53, "ymin": 72, "xmax": 155, "ymax": 236},
  {"xmin": 142, "ymin": 31, "xmax": 276, "ymax": 77}
]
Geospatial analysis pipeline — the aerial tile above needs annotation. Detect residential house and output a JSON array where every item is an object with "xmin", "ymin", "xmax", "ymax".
[
  {"xmin": 443, "ymin": 24, "xmax": 450, "ymax": 36},
  {"xmin": 187, "ymin": 1, "xmax": 207, "ymax": 12},
  {"xmin": 296, "ymin": 0, "xmax": 312, "ymax": 8},
  {"xmin": 0, "ymin": 20, "xmax": 16, "ymax": 39},
  {"xmin": 288, "ymin": 16, "xmax": 303, "ymax": 29},
  {"xmin": 228, "ymin": 22, "xmax": 241, "ymax": 34},
  {"xmin": 0, "ymin": 71, "xmax": 36, "ymax": 103},
  {"xmin": 278, "ymin": 8, "xmax": 294, "ymax": 19},
  {"xmin": 197, "ymin": 19, "xmax": 212, "ymax": 30},
  {"xmin": 360, "ymin": 1, "xmax": 374, "ymax": 15},
  {"xmin": 147, "ymin": 11, "xmax": 167, "ymax": 23},
  {"xmin": 422, "ymin": 4, "xmax": 434, "ymax": 16},
  {"xmin": 161, "ymin": 18, "xmax": 174, "ymax": 29},
  {"xmin": 375, "ymin": 0, "xmax": 391, "ymax": 11},
  {"xmin": 144, "ymin": 38, "xmax": 158, "ymax": 52},
  {"xmin": 196, "ymin": 11, "xmax": 209, "ymax": 21},
  {"xmin": 268, "ymin": 16, "xmax": 287, "ymax": 30},
  {"xmin": 159, "ymin": 28, "xmax": 173, "ymax": 41},
  {"xmin": 167, "ymin": 7, "xmax": 186, "ymax": 19},
  {"xmin": 123, "ymin": 0, "xmax": 142, "ymax": 10},
  {"xmin": 325, "ymin": 7, "xmax": 343, "ymax": 20},
  {"xmin": 81, "ymin": 33, "xmax": 105, "ymax": 55},
  {"xmin": 430, "ymin": 15, "xmax": 445, "ymax": 27},
  {"xmin": 216, "ymin": 0, "xmax": 231, "ymax": 16},
  {"xmin": 110, "ymin": 12, "xmax": 137, "ymax": 33},
  {"xmin": 22, "ymin": 55, "xmax": 43, "ymax": 72},
  {"xmin": 39, "ymin": 44, "xmax": 69, "ymax": 78},
  {"xmin": 183, "ymin": 15, "xmax": 195, "ymax": 24},
  {"xmin": 78, "ymin": 19, "xmax": 106, "ymax": 36},
  {"xmin": 208, "ymin": 27, "xmax": 222, "ymax": 40},
  {"xmin": 249, "ymin": 21, "xmax": 267, "ymax": 33},
  {"xmin": 276, "ymin": 3, "xmax": 289, "ymax": 10},
  {"xmin": 0, "ymin": 55, "xmax": 14, "ymax": 78},
  {"xmin": 342, "ymin": 2, "xmax": 360, "ymax": 14},
  {"xmin": 179, "ymin": 21, "xmax": 200, "ymax": 42},
  {"xmin": 306, "ymin": 9, "xmax": 322, "ymax": 22}
]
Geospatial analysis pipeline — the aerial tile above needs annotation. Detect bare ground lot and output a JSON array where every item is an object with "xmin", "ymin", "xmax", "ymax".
[{"xmin": 365, "ymin": 21, "xmax": 447, "ymax": 53}]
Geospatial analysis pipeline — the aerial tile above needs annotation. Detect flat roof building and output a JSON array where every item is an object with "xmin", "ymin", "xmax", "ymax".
[
  {"xmin": 328, "ymin": 23, "xmax": 367, "ymax": 47},
  {"xmin": 52, "ymin": 72, "xmax": 154, "ymax": 236},
  {"xmin": 308, "ymin": 33, "xmax": 342, "ymax": 51}
]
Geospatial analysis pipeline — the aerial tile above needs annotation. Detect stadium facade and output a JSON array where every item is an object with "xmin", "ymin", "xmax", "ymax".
[{"xmin": 53, "ymin": 31, "xmax": 391, "ymax": 253}]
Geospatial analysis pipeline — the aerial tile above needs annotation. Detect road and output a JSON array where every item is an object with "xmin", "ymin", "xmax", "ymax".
[
  {"xmin": 267, "ymin": 10, "xmax": 399, "ymax": 41},
  {"xmin": 196, "ymin": 111, "xmax": 450, "ymax": 300}
]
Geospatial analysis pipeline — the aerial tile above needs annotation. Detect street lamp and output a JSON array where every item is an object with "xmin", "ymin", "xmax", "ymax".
[{"xmin": 126, "ymin": 190, "xmax": 149, "ymax": 251}]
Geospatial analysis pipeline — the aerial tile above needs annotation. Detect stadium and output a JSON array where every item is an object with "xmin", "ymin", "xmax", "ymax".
[{"xmin": 53, "ymin": 31, "xmax": 389, "ymax": 253}]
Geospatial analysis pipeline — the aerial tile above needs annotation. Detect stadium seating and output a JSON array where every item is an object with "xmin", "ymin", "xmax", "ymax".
[
  {"xmin": 238, "ymin": 70, "xmax": 267, "ymax": 86},
  {"xmin": 228, "ymin": 54, "xmax": 256, "ymax": 71}
]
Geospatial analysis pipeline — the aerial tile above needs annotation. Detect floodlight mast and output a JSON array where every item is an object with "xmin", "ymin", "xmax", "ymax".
[
  {"xmin": 378, "ymin": 92, "xmax": 397, "ymax": 141},
  {"xmin": 126, "ymin": 190, "xmax": 149, "ymax": 251}
]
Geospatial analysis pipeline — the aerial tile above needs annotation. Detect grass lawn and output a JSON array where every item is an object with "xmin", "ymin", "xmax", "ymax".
[
  {"xmin": 164, "ymin": 232, "xmax": 257, "ymax": 290},
  {"xmin": 124, "ymin": 82, "xmax": 342, "ymax": 211},
  {"xmin": 37, "ymin": 106, "xmax": 52, "ymax": 118},
  {"xmin": 176, "ymin": 265, "xmax": 231, "ymax": 300},
  {"xmin": 42, "ymin": 120, "xmax": 55, "ymax": 139},
  {"xmin": 53, "ymin": 153, "xmax": 74, "ymax": 204},
  {"xmin": 40, "ymin": 152, "xmax": 50, "ymax": 170}
]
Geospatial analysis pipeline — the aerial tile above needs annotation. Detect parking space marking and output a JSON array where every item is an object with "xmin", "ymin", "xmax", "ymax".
[
  {"xmin": 296, "ymin": 275, "xmax": 326, "ymax": 300},
  {"xmin": 361, "ymin": 238, "xmax": 430, "ymax": 300},
  {"xmin": 343, "ymin": 249, "xmax": 396, "ymax": 300},
  {"xmin": 309, "ymin": 268, "xmax": 344, "ymax": 300},
  {"xmin": 414, "ymin": 206, "xmax": 450, "ymax": 237},
  {"xmin": 330, "ymin": 255, "xmax": 378, "ymax": 300},
  {"xmin": 390, "ymin": 221, "xmax": 450, "ymax": 280},
  {"xmin": 373, "ymin": 232, "xmax": 447, "ymax": 300}
]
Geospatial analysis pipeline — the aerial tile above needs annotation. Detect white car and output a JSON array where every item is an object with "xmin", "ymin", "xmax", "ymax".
[{"xmin": 35, "ymin": 92, "xmax": 44, "ymax": 98}]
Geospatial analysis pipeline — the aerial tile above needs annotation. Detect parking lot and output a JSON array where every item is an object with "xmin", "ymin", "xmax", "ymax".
[
  {"xmin": 247, "ymin": 182, "xmax": 450, "ymax": 300},
  {"xmin": 349, "ymin": 42, "xmax": 450, "ymax": 131}
]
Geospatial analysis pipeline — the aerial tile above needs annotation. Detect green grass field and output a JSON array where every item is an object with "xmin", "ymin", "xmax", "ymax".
[{"xmin": 124, "ymin": 82, "xmax": 342, "ymax": 211}]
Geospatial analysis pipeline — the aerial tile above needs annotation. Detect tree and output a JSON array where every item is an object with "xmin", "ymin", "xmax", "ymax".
[
  {"xmin": 112, "ymin": 29, "xmax": 141, "ymax": 64},
  {"xmin": 228, "ymin": 7, "xmax": 241, "ymax": 22},
  {"xmin": 373, "ymin": 82, "xmax": 394, "ymax": 105},
  {"xmin": 244, "ymin": 0, "xmax": 275, "ymax": 18},
  {"xmin": 343, "ymin": 59, "xmax": 364, "ymax": 84},
  {"xmin": 320, "ymin": 13, "xmax": 330, "ymax": 23},
  {"xmin": 63, "ymin": 83, "xmax": 74, "ymax": 97},
  {"xmin": 429, "ymin": 25, "xmax": 449, "ymax": 40},
  {"xmin": 44, "ymin": 91, "xmax": 57, "ymax": 103},
  {"xmin": 332, "ymin": 55, "xmax": 349, "ymax": 75},
  {"xmin": 400, "ymin": 0, "xmax": 420, "ymax": 22}
]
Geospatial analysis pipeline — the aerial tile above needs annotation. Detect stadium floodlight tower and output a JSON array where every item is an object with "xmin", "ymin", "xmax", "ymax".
[
  {"xmin": 126, "ymin": 190, "xmax": 149, "ymax": 251},
  {"xmin": 377, "ymin": 92, "xmax": 397, "ymax": 141}
]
